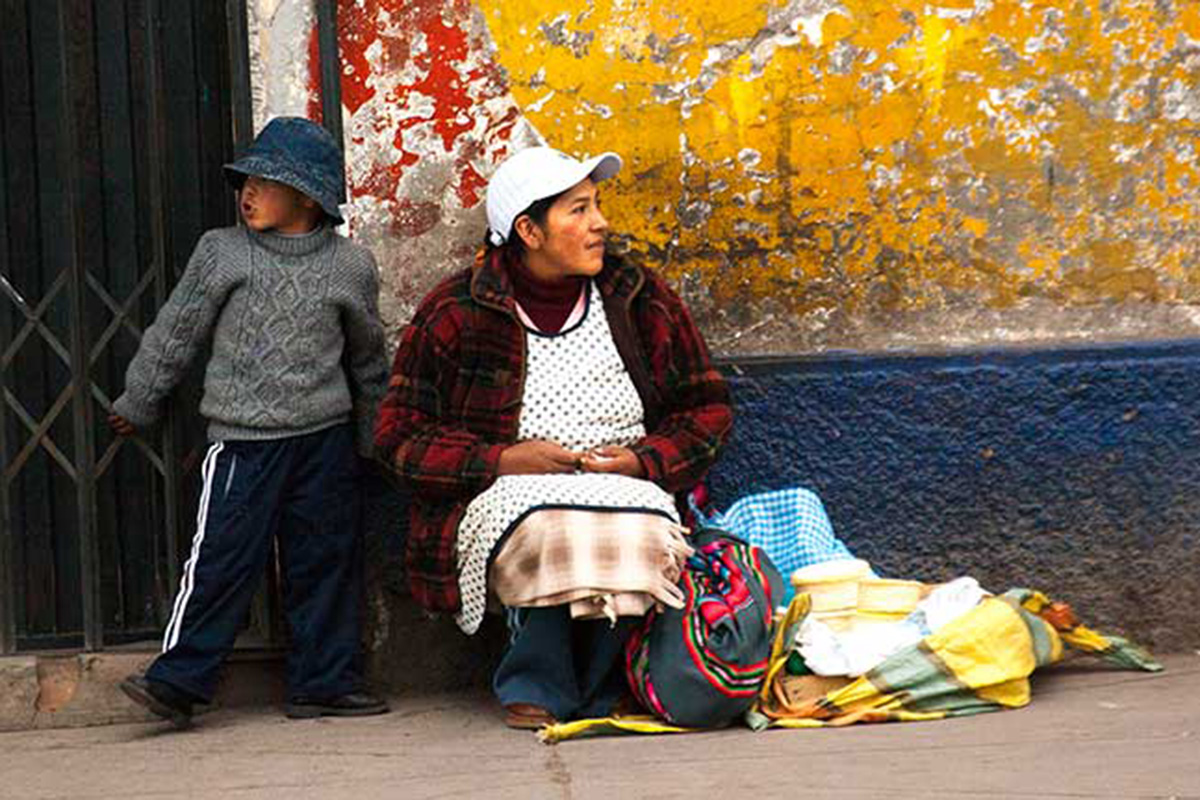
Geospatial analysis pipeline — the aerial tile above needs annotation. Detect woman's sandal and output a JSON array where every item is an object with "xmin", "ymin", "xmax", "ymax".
[
  {"xmin": 611, "ymin": 693, "xmax": 645, "ymax": 717},
  {"xmin": 503, "ymin": 703, "xmax": 557, "ymax": 730}
]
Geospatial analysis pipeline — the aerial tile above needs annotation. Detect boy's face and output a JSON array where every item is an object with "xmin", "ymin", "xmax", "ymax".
[{"xmin": 239, "ymin": 175, "xmax": 320, "ymax": 234}]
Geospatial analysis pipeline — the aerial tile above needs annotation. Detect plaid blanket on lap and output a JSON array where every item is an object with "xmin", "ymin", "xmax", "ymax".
[{"xmin": 490, "ymin": 508, "xmax": 693, "ymax": 624}]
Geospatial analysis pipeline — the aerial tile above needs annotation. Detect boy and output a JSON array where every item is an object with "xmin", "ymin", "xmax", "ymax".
[{"xmin": 110, "ymin": 116, "xmax": 390, "ymax": 725}]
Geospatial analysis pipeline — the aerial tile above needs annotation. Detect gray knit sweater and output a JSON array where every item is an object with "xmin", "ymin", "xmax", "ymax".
[{"xmin": 113, "ymin": 225, "xmax": 388, "ymax": 454}]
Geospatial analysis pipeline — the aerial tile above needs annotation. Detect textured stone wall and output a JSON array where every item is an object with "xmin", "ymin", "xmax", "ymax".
[{"xmin": 247, "ymin": 0, "xmax": 318, "ymax": 128}]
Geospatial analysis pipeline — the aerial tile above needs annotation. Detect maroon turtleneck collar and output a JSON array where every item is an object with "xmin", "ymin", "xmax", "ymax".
[{"xmin": 505, "ymin": 251, "xmax": 586, "ymax": 333}]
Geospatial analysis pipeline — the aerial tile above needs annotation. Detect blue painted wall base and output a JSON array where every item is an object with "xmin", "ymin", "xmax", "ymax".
[{"xmin": 711, "ymin": 341, "xmax": 1200, "ymax": 651}]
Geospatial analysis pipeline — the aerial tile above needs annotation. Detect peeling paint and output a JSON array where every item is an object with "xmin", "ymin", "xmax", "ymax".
[
  {"xmin": 302, "ymin": 0, "xmax": 539, "ymax": 336},
  {"xmin": 246, "ymin": 0, "xmax": 1200, "ymax": 353},
  {"xmin": 248, "ymin": 0, "xmax": 318, "ymax": 129},
  {"xmin": 476, "ymin": 0, "xmax": 1200, "ymax": 352}
]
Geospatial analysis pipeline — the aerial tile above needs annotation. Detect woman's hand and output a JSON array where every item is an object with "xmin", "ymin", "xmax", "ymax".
[
  {"xmin": 108, "ymin": 413, "xmax": 136, "ymax": 437},
  {"xmin": 497, "ymin": 440, "xmax": 582, "ymax": 475},
  {"xmin": 580, "ymin": 445, "xmax": 645, "ymax": 478}
]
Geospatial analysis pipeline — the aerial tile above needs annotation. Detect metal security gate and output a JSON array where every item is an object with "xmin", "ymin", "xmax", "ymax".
[{"xmin": 0, "ymin": 0, "xmax": 251, "ymax": 653}]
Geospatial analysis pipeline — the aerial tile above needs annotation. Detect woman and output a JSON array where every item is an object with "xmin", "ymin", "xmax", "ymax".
[{"xmin": 375, "ymin": 146, "xmax": 732, "ymax": 727}]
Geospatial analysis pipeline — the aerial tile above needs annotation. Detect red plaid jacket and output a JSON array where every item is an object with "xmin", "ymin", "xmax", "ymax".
[{"xmin": 374, "ymin": 249, "xmax": 733, "ymax": 612}]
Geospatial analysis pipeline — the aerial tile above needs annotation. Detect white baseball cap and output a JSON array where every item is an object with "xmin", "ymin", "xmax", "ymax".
[{"xmin": 486, "ymin": 147, "xmax": 622, "ymax": 246}]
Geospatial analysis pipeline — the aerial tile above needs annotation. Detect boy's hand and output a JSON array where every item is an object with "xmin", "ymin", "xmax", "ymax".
[
  {"xmin": 580, "ymin": 445, "xmax": 645, "ymax": 478},
  {"xmin": 108, "ymin": 413, "xmax": 136, "ymax": 437},
  {"xmin": 497, "ymin": 440, "xmax": 582, "ymax": 475}
]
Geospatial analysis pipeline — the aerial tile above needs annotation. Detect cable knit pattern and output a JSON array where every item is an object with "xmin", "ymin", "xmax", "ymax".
[{"xmin": 113, "ymin": 225, "xmax": 388, "ymax": 454}]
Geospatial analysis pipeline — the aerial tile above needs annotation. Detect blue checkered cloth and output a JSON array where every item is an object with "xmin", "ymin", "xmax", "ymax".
[{"xmin": 693, "ymin": 488, "xmax": 856, "ymax": 601}]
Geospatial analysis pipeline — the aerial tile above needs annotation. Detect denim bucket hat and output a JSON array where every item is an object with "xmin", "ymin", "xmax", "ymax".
[{"xmin": 223, "ymin": 116, "xmax": 346, "ymax": 225}]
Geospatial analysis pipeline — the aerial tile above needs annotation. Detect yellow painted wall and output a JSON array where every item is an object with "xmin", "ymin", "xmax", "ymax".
[{"xmin": 477, "ymin": 0, "xmax": 1200, "ymax": 351}]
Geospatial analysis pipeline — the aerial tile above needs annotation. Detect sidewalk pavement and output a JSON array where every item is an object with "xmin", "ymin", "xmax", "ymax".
[{"xmin": 3, "ymin": 653, "xmax": 1197, "ymax": 800}]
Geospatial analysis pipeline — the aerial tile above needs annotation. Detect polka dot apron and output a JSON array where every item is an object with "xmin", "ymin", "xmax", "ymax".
[{"xmin": 454, "ymin": 281, "xmax": 679, "ymax": 634}]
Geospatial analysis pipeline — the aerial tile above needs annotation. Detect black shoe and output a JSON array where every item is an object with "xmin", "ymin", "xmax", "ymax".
[
  {"xmin": 285, "ymin": 691, "xmax": 390, "ymax": 719},
  {"xmin": 120, "ymin": 675, "xmax": 194, "ymax": 728}
]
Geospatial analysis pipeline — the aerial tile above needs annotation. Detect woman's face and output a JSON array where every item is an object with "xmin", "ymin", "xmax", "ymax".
[{"xmin": 521, "ymin": 178, "xmax": 609, "ymax": 279}]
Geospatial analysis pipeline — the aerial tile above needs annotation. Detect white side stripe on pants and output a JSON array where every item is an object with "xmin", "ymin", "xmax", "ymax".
[{"xmin": 161, "ymin": 442, "xmax": 225, "ymax": 654}]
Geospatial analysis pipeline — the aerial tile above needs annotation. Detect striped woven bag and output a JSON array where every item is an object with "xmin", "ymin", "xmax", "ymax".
[{"xmin": 624, "ymin": 527, "xmax": 783, "ymax": 728}]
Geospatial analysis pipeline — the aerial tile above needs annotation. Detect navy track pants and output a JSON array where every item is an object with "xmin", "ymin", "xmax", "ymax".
[{"xmin": 147, "ymin": 424, "xmax": 363, "ymax": 703}]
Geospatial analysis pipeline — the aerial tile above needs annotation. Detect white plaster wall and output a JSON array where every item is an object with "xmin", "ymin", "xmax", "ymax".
[{"xmin": 246, "ymin": 0, "xmax": 317, "ymax": 131}]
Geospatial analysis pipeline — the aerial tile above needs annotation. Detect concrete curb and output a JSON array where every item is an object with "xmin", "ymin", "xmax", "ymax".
[{"xmin": 0, "ymin": 651, "xmax": 286, "ymax": 732}]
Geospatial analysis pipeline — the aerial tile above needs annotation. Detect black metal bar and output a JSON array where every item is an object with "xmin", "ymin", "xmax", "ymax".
[
  {"xmin": 11, "ymin": 0, "xmax": 50, "ymax": 649},
  {"xmin": 225, "ymin": 0, "xmax": 253, "ymax": 150},
  {"xmin": 195, "ymin": 0, "xmax": 235, "ymax": 229},
  {"xmin": 56, "ymin": 0, "xmax": 102, "ymax": 652},
  {"xmin": 0, "ymin": 15, "xmax": 14, "ymax": 656},
  {"xmin": 143, "ymin": 0, "xmax": 181, "ymax": 618},
  {"xmin": 316, "ymin": 0, "xmax": 344, "ymax": 149},
  {"xmin": 95, "ymin": 0, "xmax": 141, "ymax": 638},
  {"xmin": 0, "ymin": 357, "xmax": 12, "ymax": 653},
  {"xmin": 162, "ymin": 0, "xmax": 203, "ymax": 246},
  {"xmin": 0, "ymin": 445, "xmax": 13, "ymax": 653}
]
